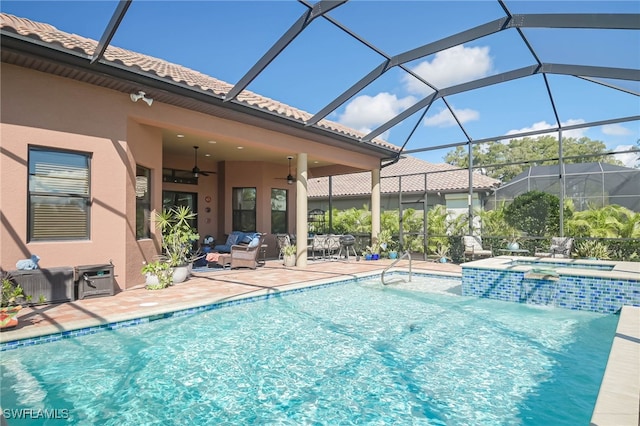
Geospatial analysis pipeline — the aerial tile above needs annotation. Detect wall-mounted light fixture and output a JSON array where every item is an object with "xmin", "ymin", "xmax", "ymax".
[{"xmin": 130, "ymin": 91, "xmax": 153, "ymax": 106}]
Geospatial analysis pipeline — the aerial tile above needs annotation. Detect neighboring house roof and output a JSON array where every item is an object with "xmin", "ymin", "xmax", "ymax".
[
  {"xmin": 0, "ymin": 13, "xmax": 397, "ymax": 153},
  {"xmin": 308, "ymin": 156, "xmax": 500, "ymax": 198}
]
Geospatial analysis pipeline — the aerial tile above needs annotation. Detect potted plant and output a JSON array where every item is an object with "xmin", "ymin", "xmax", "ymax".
[
  {"xmin": 504, "ymin": 228, "xmax": 522, "ymax": 251},
  {"xmin": 1, "ymin": 271, "xmax": 31, "ymax": 329},
  {"xmin": 377, "ymin": 229, "xmax": 398, "ymax": 259},
  {"xmin": 156, "ymin": 205, "xmax": 200, "ymax": 283},
  {"xmin": 283, "ymin": 245, "xmax": 297, "ymax": 267},
  {"xmin": 365, "ymin": 242, "xmax": 380, "ymax": 260},
  {"xmin": 141, "ymin": 260, "xmax": 172, "ymax": 290},
  {"xmin": 434, "ymin": 244, "xmax": 451, "ymax": 263}
]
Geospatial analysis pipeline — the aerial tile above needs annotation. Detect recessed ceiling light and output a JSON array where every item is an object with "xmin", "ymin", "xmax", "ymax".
[
  {"xmin": 177, "ymin": 134, "xmax": 184, "ymax": 138},
  {"xmin": 205, "ymin": 154, "xmax": 211, "ymax": 157},
  {"xmin": 237, "ymin": 146, "xmax": 244, "ymax": 150},
  {"xmin": 314, "ymin": 161, "xmax": 319, "ymax": 164},
  {"xmin": 208, "ymin": 140, "xmax": 217, "ymax": 144}
]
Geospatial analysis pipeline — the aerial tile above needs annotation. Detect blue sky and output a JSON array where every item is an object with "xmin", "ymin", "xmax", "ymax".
[{"xmin": 2, "ymin": 1, "xmax": 639, "ymax": 166}]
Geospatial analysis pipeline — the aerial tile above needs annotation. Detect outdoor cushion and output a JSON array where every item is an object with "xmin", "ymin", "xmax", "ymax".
[
  {"xmin": 213, "ymin": 231, "xmax": 260, "ymax": 253},
  {"xmin": 248, "ymin": 236, "xmax": 261, "ymax": 248},
  {"xmin": 213, "ymin": 231, "xmax": 246, "ymax": 253}
]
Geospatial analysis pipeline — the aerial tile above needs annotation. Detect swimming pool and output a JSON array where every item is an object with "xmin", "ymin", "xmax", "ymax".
[{"xmin": 0, "ymin": 275, "xmax": 618, "ymax": 425}]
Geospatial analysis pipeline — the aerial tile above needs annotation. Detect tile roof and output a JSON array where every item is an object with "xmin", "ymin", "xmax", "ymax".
[
  {"xmin": 0, "ymin": 13, "xmax": 397, "ymax": 152},
  {"xmin": 308, "ymin": 156, "xmax": 500, "ymax": 198}
]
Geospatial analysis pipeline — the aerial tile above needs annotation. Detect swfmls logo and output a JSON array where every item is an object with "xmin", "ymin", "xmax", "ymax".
[{"xmin": 2, "ymin": 408, "xmax": 69, "ymax": 420}]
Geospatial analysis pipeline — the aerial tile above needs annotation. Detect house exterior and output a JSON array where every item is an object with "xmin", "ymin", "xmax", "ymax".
[
  {"xmin": 308, "ymin": 156, "xmax": 500, "ymax": 218},
  {"xmin": 0, "ymin": 13, "xmax": 398, "ymax": 290}
]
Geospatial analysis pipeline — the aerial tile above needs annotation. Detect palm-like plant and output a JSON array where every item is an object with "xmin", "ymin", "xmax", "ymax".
[
  {"xmin": 156, "ymin": 205, "xmax": 200, "ymax": 267},
  {"xmin": 566, "ymin": 205, "xmax": 630, "ymax": 238}
]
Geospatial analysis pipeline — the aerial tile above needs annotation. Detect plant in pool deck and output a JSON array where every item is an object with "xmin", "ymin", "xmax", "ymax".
[
  {"xmin": 503, "ymin": 228, "xmax": 523, "ymax": 250},
  {"xmin": 1, "ymin": 271, "xmax": 32, "ymax": 328},
  {"xmin": 156, "ymin": 206, "xmax": 200, "ymax": 267},
  {"xmin": 434, "ymin": 244, "xmax": 451, "ymax": 263},
  {"xmin": 283, "ymin": 244, "xmax": 297, "ymax": 267},
  {"xmin": 141, "ymin": 260, "xmax": 172, "ymax": 290},
  {"xmin": 282, "ymin": 244, "xmax": 297, "ymax": 257}
]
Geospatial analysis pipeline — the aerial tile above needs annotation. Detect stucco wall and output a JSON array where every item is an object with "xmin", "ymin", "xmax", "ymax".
[
  {"xmin": 1, "ymin": 63, "xmax": 384, "ymax": 291},
  {"xmin": 1, "ymin": 64, "xmax": 132, "ymax": 289}
]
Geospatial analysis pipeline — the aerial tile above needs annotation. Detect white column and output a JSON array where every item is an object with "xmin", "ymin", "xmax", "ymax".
[
  {"xmin": 371, "ymin": 167, "xmax": 381, "ymax": 243},
  {"xmin": 296, "ymin": 153, "xmax": 308, "ymax": 267}
]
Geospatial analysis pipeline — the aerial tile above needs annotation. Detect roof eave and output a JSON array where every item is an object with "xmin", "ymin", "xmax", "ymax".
[{"xmin": 0, "ymin": 31, "xmax": 399, "ymax": 159}]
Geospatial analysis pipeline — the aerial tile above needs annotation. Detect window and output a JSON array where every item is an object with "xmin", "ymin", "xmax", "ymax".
[
  {"xmin": 136, "ymin": 166, "xmax": 151, "ymax": 239},
  {"xmin": 271, "ymin": 188, "xmax": 288, "ymax": 234},
  {"xmin": 28, "ymin": 147, "xmax": 90, "ymax": 241},
  {"xmin": 232, "ymin": 187, "xmax": 256, "ymax": 232},
  {"xmin": 162, "ymin": 191, "xmax": 198, "ymax": 232}
]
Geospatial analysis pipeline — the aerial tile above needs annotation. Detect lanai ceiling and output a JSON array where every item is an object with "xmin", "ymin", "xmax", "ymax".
[{"xmin": 1, "ymin": 0, "xmax": 638, "ymax": 167}]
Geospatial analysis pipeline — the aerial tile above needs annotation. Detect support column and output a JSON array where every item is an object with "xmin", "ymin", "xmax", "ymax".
[
  {"xmin": 296, "ymin": 153, "xmax": 308, "ymax": 267},
  {"xmin": 371, "ymin": 167, "xmax": 381, "ymax": 243}
]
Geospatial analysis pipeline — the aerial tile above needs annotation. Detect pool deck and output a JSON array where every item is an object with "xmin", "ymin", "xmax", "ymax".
[
  {"xmin": 0, "ymin": 258, "xmax": 460, "ymax": 344},
  {"xmin": 1, "ymin": 257, "xmax": 638, "ymax": 424}
]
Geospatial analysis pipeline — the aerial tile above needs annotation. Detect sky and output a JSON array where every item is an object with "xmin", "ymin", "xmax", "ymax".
[{"xmin": 2, "ymin": 0, "xmax": 639, "ymax": 167}]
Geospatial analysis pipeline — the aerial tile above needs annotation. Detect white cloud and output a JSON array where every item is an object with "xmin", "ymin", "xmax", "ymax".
[
  {"xmin": 506, "ymin": 119, "xmax": 586, "ymax": 140},
  {"xmin": 602, "ymin": 123, "xmax": 632, "ymax": 136},
  {"xmin": 613, "ymin": 144, "xmax": 639, "ymax": 168},
  {"xmin": 337, "ymin": 92, "xmax": 416, "ymax": 134},
  {"xmin": 336, "ymin": 44, "xmax": 493, "ymax": 136},
  {"xmin": 423, "ymin": 108, "xmax": 480, "ymax": 127},
  {"xmin": 403, "ymin": 45, "xmax": 493, "ymax": 95}
]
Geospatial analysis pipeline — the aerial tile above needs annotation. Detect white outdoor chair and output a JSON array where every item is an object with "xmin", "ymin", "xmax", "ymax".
[{"xmin": 463, "ymin": 236, "xmax": 493, "ymax": 261}]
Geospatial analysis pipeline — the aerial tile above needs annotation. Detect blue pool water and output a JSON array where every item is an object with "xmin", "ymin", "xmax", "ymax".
[{"xmin": 0, "ymin": 275, "xmax": 618, "ymax": 425}]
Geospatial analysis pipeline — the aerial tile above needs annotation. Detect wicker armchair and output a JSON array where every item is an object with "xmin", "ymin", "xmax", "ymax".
[{"xmin": 230, "ymin": 233, "xmax": 266, "ymax": 269}]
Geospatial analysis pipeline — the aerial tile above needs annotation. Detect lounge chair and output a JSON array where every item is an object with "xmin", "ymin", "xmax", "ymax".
[
  {"xmin": 535, "ymin": 237, "xmax": 574, "ymax": 258},
  {"xmin": 463, "ymin": 236, "xmax": 493, "ymax": 261},
  {"xmin": 230, "ymin": 233, "xmax": 266, "ymax": 269}
]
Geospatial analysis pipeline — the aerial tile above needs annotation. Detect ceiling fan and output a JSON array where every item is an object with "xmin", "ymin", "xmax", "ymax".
[
  {"xmin": 191, "ymin": 146, "xmax": 216, "ymax": 177},
  {"xmin": 284, "ymin": 156, "xmax": 296, "ymax": 185}
]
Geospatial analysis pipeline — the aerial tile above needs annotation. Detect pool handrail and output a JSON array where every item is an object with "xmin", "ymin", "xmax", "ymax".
[{"xmin": 381, "ymin": 251, "xmax": 412, "ymax": 285}]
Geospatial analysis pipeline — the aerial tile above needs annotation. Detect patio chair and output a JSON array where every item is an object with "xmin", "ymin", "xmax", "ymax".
[
  {"xmin": 463, "ymin": 236, "xmax": 493, "ymax": 261},
  {"xmin": 309, "ymin": 234, "xmax": 328, "ymax": 259},
  {"xmin": 325, "ymin": 234, "xmax": 342, "ymax": 259},
  {"xmin": 535, "ymin": 237, "xmax": 574, "ymax": 258},
  {"xmin": 229, "ymin": 233, "xmax": 266, "ymax": 269},
  {"xmin": 276, "ymin": 234, "xmax": 291, "ymax": 260}
]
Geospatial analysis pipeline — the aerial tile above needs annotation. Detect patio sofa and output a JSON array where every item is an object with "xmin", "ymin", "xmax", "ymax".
[{"xmin": 213, "ymin": 231, "xmax": 261, "ymax": 253}]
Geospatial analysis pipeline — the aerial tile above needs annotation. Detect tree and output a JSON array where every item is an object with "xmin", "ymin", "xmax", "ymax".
[
  {"xmin": 504, "ymin": 191, "xmax": 568, "ymax": 237},
  {"xmin": 444, "ymin": 135, "xmax": 621, "ymax": 182}
]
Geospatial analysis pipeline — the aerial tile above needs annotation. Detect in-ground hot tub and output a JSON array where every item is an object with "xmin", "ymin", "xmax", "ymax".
[{"xmin": 461, "ymin": 256, "xmax": 640, "ymax": 313}]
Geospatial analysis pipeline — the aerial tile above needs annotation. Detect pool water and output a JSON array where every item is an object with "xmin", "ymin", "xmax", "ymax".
[{"xmin": 0, "ymin": 275, "xmax": 618, "ymax": 425}]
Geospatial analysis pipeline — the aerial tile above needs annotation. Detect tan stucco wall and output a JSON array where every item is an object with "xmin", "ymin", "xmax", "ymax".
[{"xmin": 1, "ymin": 63, "xmax": 383, "ymax": 291}]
